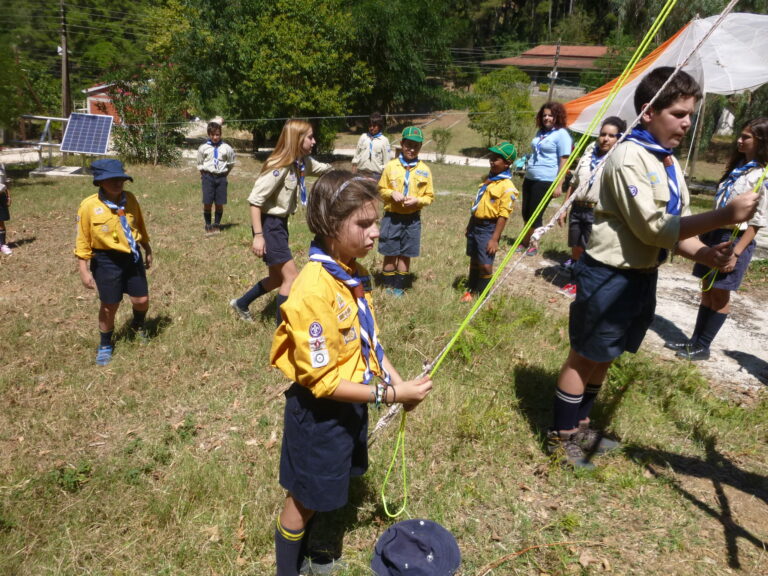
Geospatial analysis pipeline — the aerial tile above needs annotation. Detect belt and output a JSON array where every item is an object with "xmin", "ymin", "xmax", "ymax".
[{"xmin": 573, "ymin": 201, "xmax": 596, "ymax": 208}]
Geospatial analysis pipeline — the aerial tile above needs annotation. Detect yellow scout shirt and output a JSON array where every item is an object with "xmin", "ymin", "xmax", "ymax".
[
  {"xmin": 248, "ymin": 156, "xmax": 332, "ymax": 217},
  {"xmin": 588, "ymin": 141, "xmax": 690, "ymax": 269},
  {"xmin": 271, "ymin": 261, "xmax": 383, "ymax": 398},
  {"xmin": 472, "ymin": 177, "xmax": 518, "ymax": 220},
  {"xmin": 378, "ymin": 158, "xmax": 434, "ymax": 215},
  {"xmin": 74, "ymin": 191, "xmax": 149, "ymax": 259}
]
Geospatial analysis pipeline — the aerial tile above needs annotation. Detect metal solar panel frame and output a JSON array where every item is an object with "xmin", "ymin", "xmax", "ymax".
[{"xmin": 60, "ymin": 113, "xmax": 114, "ymax": 155}]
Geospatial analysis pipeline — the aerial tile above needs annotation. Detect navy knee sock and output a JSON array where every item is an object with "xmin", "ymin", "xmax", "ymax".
[
  {"xmin": 214, "ymin": 210, "xmax": 223, "ymax": 226},
  {"xmin": 394, "ymin": 272, "xmax": 407, "ymax": 290},
  {"xmin": 276, "ymin": 293, "xmax": 289, "ymax": 325},
  {"xmin": 237, "ymin": 280, "xmax": 266, "ymax": 309},
  {"xmin": 577, "ymin": 383, "xmax": 601, "ymax": 423},
  {"xmin": 475, "ymin": 274, "xmax": 492, "ymax": 295},
  {"xmin": 690, "ymin": 305, "xmax": 713, "ymax": 344},
  {"xmin": 0, "ymin": 229, "xmax": 6, "ymax": 245},
  {"xmin": 382, "ymin": 270, "xmax": 395, "ymax": 288},
  {"xmin": 131, "ymin": 309, "xmax": 147, "ymax": 330},
  {"xmin": 203, "ymin": 210, "xmax": 212, "ymax": 227},
  {"xmin": 553, "ymin": 387, "xmax": 583, "ymax": 433},
  {"xmin": 275, "ymin": 521, "xmax": 305, "ymax": 576},
  {"xmin": 99, "ymin": 330, "xmax": 113, "ymax": 348},
  {"xmin": 467, "ymin": 267, "xmax": 479, "ymax": 292},
  {"xmin": 696, "ymin": 310, "xmax": 728, "ymax": 350}
]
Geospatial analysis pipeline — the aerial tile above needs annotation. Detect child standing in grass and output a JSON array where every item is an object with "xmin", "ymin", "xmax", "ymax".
[
  {"xmin": 0, "ymin": 162, "xmax": 12, "ymax": 255},
  {"xmin": 270, "ymin": 171, "xmax": 432, "ymax": 576},
  {"xmin": 377, "ymin": 126, "xmax": 434, "ymax": 296},
  {"xmin": 75, "ymin": 159, "xmax": 153, "ymax": 366},
  {"xmin": 196, "ymin": 120, "xmax": 236, "ymax": 234},
  {"xmin": 548, "ymin": 67, "xmax": 759, "ymax": 468},
  {"xmin": 351, "ymin": 112, "xmax": 391, "ymax": 179},
  {"xmin": 230, "ymin": 119, "xmax": 332, "ymax": 325},
  {"xmin": 460, "ymin": 142, "xmax": 518, "ymax": 302}
]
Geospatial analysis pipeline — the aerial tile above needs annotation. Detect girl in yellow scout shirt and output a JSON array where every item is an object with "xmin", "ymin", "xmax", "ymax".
[
  {"xmin": 270, "ymin": 171, "xmax": 432, "ymax": 576},
  {"xmin": 230, "ymin": 119, "xmax": 332, "ymax": 324},
  {"xmin": 74, "ymin": 159, "xmax": 153, "ymax": 366}
]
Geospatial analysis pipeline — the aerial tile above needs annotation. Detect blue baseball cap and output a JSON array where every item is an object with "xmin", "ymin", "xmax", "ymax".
[
  {"xmin": 371, "ymin": 519, "xmax": 461, "ymax": 576},
  {"xmin": 91, "ymin": 159, "xmax": 133, "ymax": 186}
]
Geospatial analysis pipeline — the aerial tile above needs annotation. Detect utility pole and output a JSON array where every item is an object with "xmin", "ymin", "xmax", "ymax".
[
  {"xmin": 546, "ymin": 39, "xmax": 561, "ymax": 102},
  {"xmin": 60, "ymin": 0, "xmax": 72, "ymax": 118}
]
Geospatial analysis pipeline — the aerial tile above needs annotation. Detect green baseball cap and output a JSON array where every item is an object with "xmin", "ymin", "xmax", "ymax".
[
  {"xmin": 401, "ymin": 126, "xmax": 424, "ymax": 143},
  {"xmin": 488, "ymin": 141, "xmax": 517, "ymax": 162}
]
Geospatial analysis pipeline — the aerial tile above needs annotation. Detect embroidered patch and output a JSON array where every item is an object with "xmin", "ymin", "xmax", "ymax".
[
  {"xmin": 336, "ymin": 293, "xmax": 346, "ymax": 310},
  {"xmin": 337, "ymin": 307, "xmax": 352, "ymax": 322},
  {"xmin": 309, "ymin": 321, "xmax": 323, "ymax": 338},
  {"xmin": 647, "ymin": 171, "xmax": 661, "ymax": 185},
  {"xmin": 272, "ymin": 170, "xmax": 280, "ymax": 177},
  {"xmin": 101, "ymin": 225, "xmax": 110, "ymax": 232},
  {"xmin": 628, "ymin": 185, "xmax": 639, "ymax": 197},
  {"xmin": 342, "ymin": 326, "xmax": 357, "ymax": 344},
  {"xmin": 416, "ymin": 169, "xmax": 429, "ymax": 178},
  {"xmin": 94, "ymin": 206, "xmax": 104, "ymax": 215},
  {"xmin": 311, "ymin": 349, "xmax": 330, "ymax": 368}
]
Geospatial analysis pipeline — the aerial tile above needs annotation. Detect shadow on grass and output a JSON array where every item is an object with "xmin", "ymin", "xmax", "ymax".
[
  {"xmin": 511, "ymin": 363, "xmax": 557, "ymax": 446},
  {"xmin": 115, "ymin": 314, "xmax": 173, "ymax": 342},
  {"xmin": 306, "ymin": 476, "xmax": 374, "ymax": 563},
  {"xmin": 625, "ymin": 431, "xmax": 768, "ymax": 570},
  {"xmin": 722, "ymin": 349, "xmax": 768, "ymax": 386},
  {"xmin": 533, "ymin": 261, "xmax": 573, "ymax": 291},
  {"xmin": 8, "ymin": 235, "xmax": 36, "ymax": 249}
]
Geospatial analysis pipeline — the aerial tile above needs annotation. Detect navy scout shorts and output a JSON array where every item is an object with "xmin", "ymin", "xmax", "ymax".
[
  {"xmin": 201, "ymin": 172, "xmax": 228, "ymax": 205},
  {"xmin": 378, "ymin": 211, "xmax": 422, "ymax": 258},
  {"xmin": 466, "ymin": 218, "xmax": 498, "ymax": 266},
  {"xmin": 279, "ymin": 383, "xmax": 368, "ymax": 512},
  {"xmin": 567, "ymin": 204, "xmax": 595, "ymax": 249},
  {"xmin": 569, "ymin": 253, "xmax": 657, "ymax": 363},
  {"xmin": 90, "ymin": 250, "xmax": 148, "ymax": 305},
  {"xmin": 0, "ymin": 192, "xmax": 9, "ymax": 222},
  {"xmin": 692, "ymin": 228, "xmax": 755, "ymax": 291},
  {"xmin": 261, "ymin": 214, "xmax": 293, "ymax": 266}
]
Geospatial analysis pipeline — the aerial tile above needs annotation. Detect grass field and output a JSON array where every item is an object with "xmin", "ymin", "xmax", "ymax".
[{"xmin": 1, "ymin": 156, "xmax": 767, "ymax": 575}]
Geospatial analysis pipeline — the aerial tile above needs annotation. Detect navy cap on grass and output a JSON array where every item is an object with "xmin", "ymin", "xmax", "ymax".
[{"xmin": 371, "ymin": 519, "xmax": 460, "ymax": 576}]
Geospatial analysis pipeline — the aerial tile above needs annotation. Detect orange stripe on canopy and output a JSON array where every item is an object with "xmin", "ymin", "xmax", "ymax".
[{"xmin": 565, "ymin": 22, "xmax": 691, "ymax": 126}]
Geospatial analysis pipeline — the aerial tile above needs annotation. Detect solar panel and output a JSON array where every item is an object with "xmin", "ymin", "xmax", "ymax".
[{"xmin": 60, "ymin": 113, "xmax": 113, "ymax": 155}]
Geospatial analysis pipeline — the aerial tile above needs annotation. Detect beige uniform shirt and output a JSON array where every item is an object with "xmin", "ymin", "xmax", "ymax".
[
  {"xmin": 247, "ymin": 156, "xmax": 332, "ymax": 217},
  {"xmin": 570, "ymin": 142, "xmax": 603, "ymax": 204},
  {"xmin": 587, "ymin": 141, "xmax": 690, "ymax": 269},
  {"xmin": 196, "ymin": 141, "xmax": 236, "ymax": 174},
  {"xmin": 352, "ymin": 133, "xmax": 391, "ymax": 174}
]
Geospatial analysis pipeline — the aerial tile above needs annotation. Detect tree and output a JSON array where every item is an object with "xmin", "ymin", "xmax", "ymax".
[
  {"xmin": 0, "ymin": 42, "xmax": 27, "ymax": 130},
  {"xmin": 468, "ymin": 67, "xmax": 533, "ymax": 149}
]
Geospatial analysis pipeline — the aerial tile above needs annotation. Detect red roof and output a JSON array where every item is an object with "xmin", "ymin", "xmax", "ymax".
[{"xmin": 483, "ymin": 45, "xmax": 608, "ymax": 71}]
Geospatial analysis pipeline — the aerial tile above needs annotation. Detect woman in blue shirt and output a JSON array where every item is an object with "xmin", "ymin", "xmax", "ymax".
[{"xmin": 520, "ymin": 102, "xmax": 572, "ymax": 256}]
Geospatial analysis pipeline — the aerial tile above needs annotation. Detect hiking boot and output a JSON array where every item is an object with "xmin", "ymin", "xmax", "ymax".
[
  {"xmin": 676, "ymin": 344, "xmax": 710, "ymax": 361},
  {"xmin": 229, "ymin": 299, "xmax": 253, "ymax": 322},
  {"xmin": 459, "ymin": 291, "xmax": 473, "ymax": 303},
  {"xmin": 574, "ymin": 422, "xmax": 621, "ymax": 455},
  {"xmin": 0, "ymin": 244, "xmax": 12, "ymax": 255},
  {"xmin": 664, "ymin": 340, "xmax": 692, "ymax": 351},
  {"xmin": 96, "ymin": 345, "xmax": 114, "ymax": 366},
  {"xmin": 547, "ymin": 429, "xmax": 595, "ymax": 469}
]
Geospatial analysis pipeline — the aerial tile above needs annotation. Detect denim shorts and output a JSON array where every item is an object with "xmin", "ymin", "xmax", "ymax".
[
  {"xmin": 692, "ymin": 228, "xmax": 755, "ymax": 291},
  {"xmin": 279, "ymin": 383, "xmax": 368, "ymax": 512},
  {"xmin": 466, "ymin": 218, "xmax": 498, "ymax": 266},
  {"xmin": 201, "ymin": 172, "xmax": 228, "ymax": 205},
  {"xmin": 569, "ymin": 253, "xmax": 657, "ymax": 362},
  {"xmin": 262, "ymin": 214, "xmax": 293, "ymax": 266},
  {"xmin": 91, "ymin": 250, "xmax": 148, "ymax": 304},
  {"xmin": 378, "ymin": 211, "xmax": 422, "ymax": 257}
]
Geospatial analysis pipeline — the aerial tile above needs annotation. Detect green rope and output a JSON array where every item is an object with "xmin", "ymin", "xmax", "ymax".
[{"xmin": 378, "ymin": 0, "xmax": 682, "ymax": 519}]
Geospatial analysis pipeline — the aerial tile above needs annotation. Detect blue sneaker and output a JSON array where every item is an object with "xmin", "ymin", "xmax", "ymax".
[
  {"xmin": 385, "ymin": 287, "xmax": 405, "ymax": 297},
  {"xmin": 96, "ymin": 345, "xmax": 113, "ymax": 366}
]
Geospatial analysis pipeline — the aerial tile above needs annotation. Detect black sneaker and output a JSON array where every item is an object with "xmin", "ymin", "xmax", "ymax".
[
  {"xmin": 574, "ymin": 422, "xmax": 621, "ymax": 454},
  {"xmin": 547, "ymin": 430, "xmax": 595, "ymax": 469},
  {"xmin": 664, "ymin": 340, "xmax": 691, "ymax": 350},
  {"xmin": 676, "ymin": 345, "xmax": 710, "ymax": 361}
]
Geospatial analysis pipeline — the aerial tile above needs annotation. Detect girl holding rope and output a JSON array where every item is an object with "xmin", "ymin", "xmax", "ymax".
[
  {"xmin": 270, "ymin": 171, "xmax": 432, "ymax": 576},
  {"xmin": 668, "ymin": 117, "xmax": 768, "ymax": 361}
]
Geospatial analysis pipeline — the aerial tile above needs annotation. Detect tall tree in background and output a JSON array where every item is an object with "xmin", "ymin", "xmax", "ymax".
[{"xmin": 468, "ymin": 67, "xmax": 533, "ymax": 149}]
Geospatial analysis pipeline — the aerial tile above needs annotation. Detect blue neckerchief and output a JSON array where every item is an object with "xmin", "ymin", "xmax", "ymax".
[
  {"xmin": 398, "ymin": 154, "xmax": 419, "ymax": 197},
  {"xmin": 368, "ymin": 132, "xmax": 382, "ymax": 160},
  {"xmin": 99, "ymin": 190, "xmax": 139, "ymax": 262},
  {"xmin": 715, "ymin": 160, "xmax": 759, "ymax": 209},
  {"xmin": 625, "ymin": 127, "xmax": 681, "ymax": 215},
  {"xmin": 207, "ymin": 139, "xmax": 221, "ymax": 169},
  {"xmin": 296, "ymin": 160, "xmax": 307, "ymax": 205},
  {"xmin": 472, "ymin": 170, "xmax": 511, "ymax": 214},
  {"xmin": 308, "ymin": 241, "xmax": 390, "ymax": 386},
  {"xmin": 587, "ymin": 143, "xmax": 605, "ymax": 187}
]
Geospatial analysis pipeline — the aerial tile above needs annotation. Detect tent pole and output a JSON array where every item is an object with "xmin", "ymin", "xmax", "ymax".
[{"xmin": 685, "ymin": 96, "xmax": 706, "ymax": 179}]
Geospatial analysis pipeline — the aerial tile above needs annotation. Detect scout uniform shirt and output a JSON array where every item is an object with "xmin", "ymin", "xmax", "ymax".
[
  {"xmin": 248, "ymin": 156, "xmax": 332, "ymax": 217},
  {"xmin": 378, "ymin": 158, "xmax": 434, "ymax": 215},
  {"xmin": 588, "ymin": 141, "xmax": 691, "ymax": 270},
  {"xmin": 271, "ymin": 261, "xmax": 383, "ymax": 398},
  {"xmin": 352, "ymin": 132, "xmax": 391, "ymax": 174},
  {"xmin": 196, "ymin": 141, "xmax": 236, "ymax": 174},
  {"xmin": 472, "ymin": 177, "xmax": 518, "ymax": 220},
  {"xmin": 716, "ymin": 167, "xmax": 768, "ymax": 231},
  {"xmin": 74, "ymin": 191, "xmax": 149, "ymax": 259},
  {"xmin": 569, "ymin": 142, "xmax": 603, "ymax": 204}
]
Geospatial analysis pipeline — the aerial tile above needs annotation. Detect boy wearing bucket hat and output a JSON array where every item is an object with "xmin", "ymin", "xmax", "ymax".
[
  {"xmin": 461, "ymin": 141, "xmax": 519, "ymax": 302},
  {"xmin": 75, "ymin": 159, "xmax": 153, "ymax": 366},
  {"xmin": 377, "ymin": 126, "xmax": 434, "ymax": 296}
]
